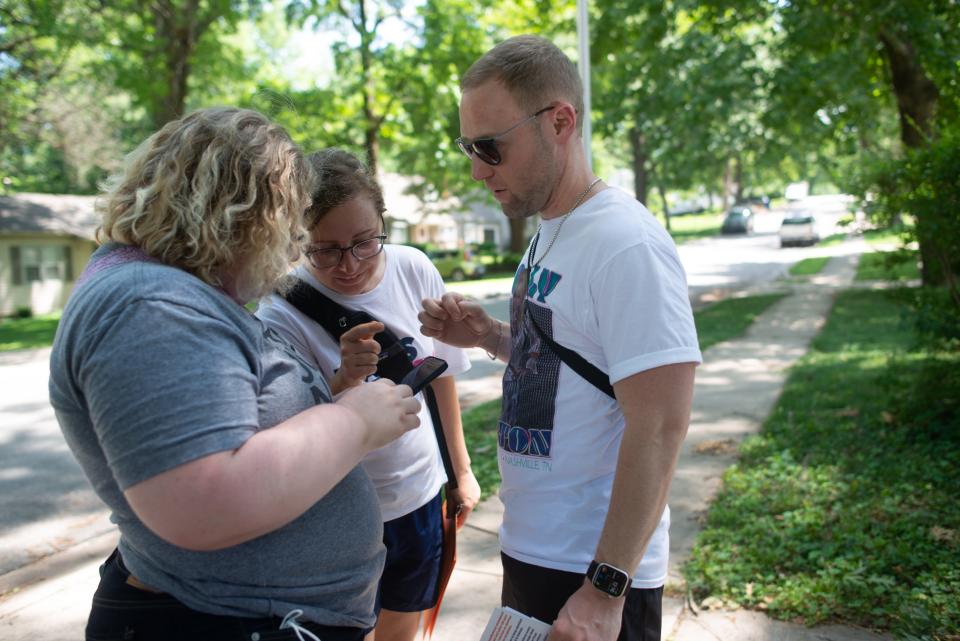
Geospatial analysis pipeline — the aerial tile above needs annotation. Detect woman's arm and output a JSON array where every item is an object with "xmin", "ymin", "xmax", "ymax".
[{"xmin": 124, "ymin": 380, "xmax": 420, "ymax": 551}]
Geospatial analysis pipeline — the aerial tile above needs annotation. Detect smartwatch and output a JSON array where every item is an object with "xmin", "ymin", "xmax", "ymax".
[{"xmin": 586, "ymin": 560, "xmax": 630, "ymax": 598}]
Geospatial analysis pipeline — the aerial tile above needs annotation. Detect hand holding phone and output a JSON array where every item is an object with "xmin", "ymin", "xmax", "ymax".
[{"xmin": 400, "ymin": 356, "xmax": 448, "ymax": 394}]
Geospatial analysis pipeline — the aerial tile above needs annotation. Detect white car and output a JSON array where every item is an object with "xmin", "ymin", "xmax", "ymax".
[
  {"xmin": 785, "ymin": 181, "xmax": 809, "ymax": 201},
  {"xmin": 779, "ymin": 214, "xmax": 819, "ymax": 247}
]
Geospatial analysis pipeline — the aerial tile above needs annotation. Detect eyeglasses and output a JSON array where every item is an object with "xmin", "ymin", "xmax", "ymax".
[
  {"xmin": 305, "ymin": 235, "xmax": 386, "ymax": 269},
  {"xmin": 455, "ymin": 106, "xmax": 554, "ymax": 166}
]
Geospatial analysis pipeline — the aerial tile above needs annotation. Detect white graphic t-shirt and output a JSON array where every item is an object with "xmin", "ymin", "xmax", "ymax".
[{"xmin": 498, "ymin": 187, "xmax": 702, "ymax": 588}]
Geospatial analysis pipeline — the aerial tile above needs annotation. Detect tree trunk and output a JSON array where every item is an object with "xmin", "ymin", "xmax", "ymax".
[
  {"xmin": 364, "ymin": 120, "xmax": 379, "ymax": 178},
  {"xmin": 646, "ymin": 156, "xmax": 671, "ymax": 231},
  {"xmin": 158, "ymin": 40, "xmax": 191, "ymax": 129},
  {"xmin": 721, "ymin": 157, "xmax": 732, "ymax": 211},
  {"xmin": 879, "ymin": 28, "xmax": 944, "ymax": 285},
  {"xmin": 151, "ymin": 0, "xmax": 212, "ymax": 130},
  {"xmin": 509, "ymin": 217, "xmax": 527, "ymax": 254},
  {"xmin": 656, "ymin": 182, "xmax": 671, "ymax": 232},
  {"xmin": 733, "ymin": 155, "xmax": 743, "ymax": 204},
  {"xmin": 359, "ymin": 0, "xmax": 379, "ymax": 177},
  {"xmin": 629, "ymin": 127, "xmax": 648, "ymax": 206},
  {"xmin": 879, "ymin": 29, "xmax": 939, "ymax": 150}
]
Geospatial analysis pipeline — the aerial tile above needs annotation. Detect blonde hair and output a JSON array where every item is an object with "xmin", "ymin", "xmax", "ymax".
[
  {"xmin": 97, "ymin": 107, "xmax": 313, "ymax": 300},
  {"xmin": 461, "ymin": 35, "xmax": 584, "ymax": 135}
]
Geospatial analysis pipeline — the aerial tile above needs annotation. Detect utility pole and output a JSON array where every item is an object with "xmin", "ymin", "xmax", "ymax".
[{"xmin": 577, "ymin": 0, "xmax": 593, "ymax": 169}]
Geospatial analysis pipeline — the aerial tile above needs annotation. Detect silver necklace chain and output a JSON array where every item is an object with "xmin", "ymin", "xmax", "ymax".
[{"xmin": 530, "ymin": 177, "xmax": 602, "ymax": 267}]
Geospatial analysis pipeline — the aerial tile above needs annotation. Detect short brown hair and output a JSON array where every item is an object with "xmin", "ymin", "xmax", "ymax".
[
  {"xmin": 305, "ymin": 149, "xmax": 385, "ymax": 230},
  {"xmin": 461, "ymin": 35, "xmax": 584, "ymax": 134},
  {"xmin": 98, "ymin": 107, "xmax": 312, "ymax": 300}
]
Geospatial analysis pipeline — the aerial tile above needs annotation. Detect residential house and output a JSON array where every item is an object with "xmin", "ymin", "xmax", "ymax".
[
  {"xmin": 379, "ymin": 172, "xmax": 509, "ymax": 251},
  {"xmin": 0, "ymin": 193, "xmax": 98, "ymax": 317}
]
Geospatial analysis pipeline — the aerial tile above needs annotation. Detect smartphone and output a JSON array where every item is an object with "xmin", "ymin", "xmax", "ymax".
[{"xmin": 400, "ymin": 356, "xmax": 448, "ymax": 394}]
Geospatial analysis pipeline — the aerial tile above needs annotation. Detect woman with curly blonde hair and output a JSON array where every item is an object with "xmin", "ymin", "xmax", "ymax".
[{"xmin": 49, "ymin": 107, "xmax": 421, "ymax": 641}]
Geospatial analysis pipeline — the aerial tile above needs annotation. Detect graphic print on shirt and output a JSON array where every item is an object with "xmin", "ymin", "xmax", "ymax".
[
  {"xmin": 264, "ymin": 326, "xmax": 331, "ymax": 405},
  {"xmin": 500, "ymin": 265, "xmax": 563, "ymax": 463},
  {"xmin": 363, "ymin": 333, "xmax": 423, "ymax": 377}
]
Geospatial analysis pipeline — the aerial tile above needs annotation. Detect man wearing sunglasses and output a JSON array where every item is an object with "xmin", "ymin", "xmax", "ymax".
[{"xmin": 419, "ymin": 35, "xmax": 701, "ymax": 641}]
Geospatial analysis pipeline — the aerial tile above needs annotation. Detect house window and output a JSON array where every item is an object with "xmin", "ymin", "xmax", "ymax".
[
  {"xmin": 483, "ymin": 228, "xmax": 497, "ymax": 245},
  {"xmin": 10, "ymin": 245, "xmax": 73, "ymax": 285}
]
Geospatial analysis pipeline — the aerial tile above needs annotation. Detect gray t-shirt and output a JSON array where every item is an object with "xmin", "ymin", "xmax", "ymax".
[{"xmin": 49, "ymin": 244, "xmax": 384, "ymax": 628}]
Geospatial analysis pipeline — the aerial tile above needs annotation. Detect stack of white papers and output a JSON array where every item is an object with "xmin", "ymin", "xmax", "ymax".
[{"xmin": 479, "ymin": 606, "xmax": 552, "ymax": 641}]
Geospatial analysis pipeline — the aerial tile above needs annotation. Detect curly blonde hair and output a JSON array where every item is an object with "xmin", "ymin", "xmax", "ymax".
[{"xmin": 97, "ymin": 107, "xmax": 313, "ymax": 300}]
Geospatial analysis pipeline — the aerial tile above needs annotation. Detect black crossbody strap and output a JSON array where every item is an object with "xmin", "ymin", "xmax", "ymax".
[
  {"xmin": 282, "ymin": 278, "xmax": 354, "ymax": 341},
  {"xmin": 279, "ymin": 278, "xmax": 458, "ymax": 491},
  {"xmin": 525, "ymin": 307, "xmax": 616, "ymax": 399},
  {"xmin": 281, "ymin": 279, "xmax": 412, "ymax": 383},
  {"xmin": 423, "ymin": 387, "xmax": 458, "ymax": 495}
]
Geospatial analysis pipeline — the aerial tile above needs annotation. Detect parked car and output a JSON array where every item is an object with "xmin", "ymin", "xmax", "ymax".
[
  {"xmin": 721, "ymin": 206, "xmax": 755, "ymax": 234},
  {"xmin": 784, "ymin": 181, "xmax": 810, "ymax": 201},
  {"xmin": 668, "ymin": 196, "xmax": 709, "ymax": 216},
  {"xmin": 779, "ymin": 214, "xmax": 819, "ymax": 247},
  {"xmin": 735, "ymin": 195, "xmax": 771, "ymax": 211},
  {"xmin": 427, "ymin": 247, "xmax": 486, "ymax": 281}
]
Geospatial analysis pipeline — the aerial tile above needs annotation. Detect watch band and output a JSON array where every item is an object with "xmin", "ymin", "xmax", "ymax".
[{"xmin": 586, "ymin": 560, "xmax": 630, "ymax": 598}]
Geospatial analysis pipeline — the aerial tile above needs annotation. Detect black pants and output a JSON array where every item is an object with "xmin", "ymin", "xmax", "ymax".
[
  {"xmin": 500, "ymin": 553, "xmax": 663, "ymax": 641},
  {"xmin": 85, "ymin": 549, "xmax": 369, "ymax": 641}
]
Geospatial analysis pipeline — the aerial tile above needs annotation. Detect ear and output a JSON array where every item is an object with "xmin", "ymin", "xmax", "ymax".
[{"xmin": 549, "ymin": 102, "xmax": 579, "ymax": 144}]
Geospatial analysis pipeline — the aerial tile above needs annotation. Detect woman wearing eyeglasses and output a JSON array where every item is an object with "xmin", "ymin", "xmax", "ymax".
[{"xmin": 256, "ymin": 148, "xmax": 481, "ymax": 641}]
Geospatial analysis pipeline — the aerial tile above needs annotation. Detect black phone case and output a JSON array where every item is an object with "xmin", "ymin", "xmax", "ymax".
[{"xmin": 401, "ymin": 357, "xmax": 448, "ymax": 394}]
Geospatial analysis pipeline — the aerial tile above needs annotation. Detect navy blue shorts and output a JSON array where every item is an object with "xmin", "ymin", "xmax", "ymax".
[{"xmin": 378, "ymin": 491, "xmax": 444, "ymax": 612}]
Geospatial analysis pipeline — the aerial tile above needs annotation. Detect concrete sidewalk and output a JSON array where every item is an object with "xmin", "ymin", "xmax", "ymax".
[{"xmin": 0, "ymin": 238, "xmax": 892, "ymax": 640}]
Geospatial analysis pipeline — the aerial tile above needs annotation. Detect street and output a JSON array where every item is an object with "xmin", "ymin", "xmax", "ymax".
[{"xmin": 677, "ymin": 195, "xmax": 852, "ymax": 302}]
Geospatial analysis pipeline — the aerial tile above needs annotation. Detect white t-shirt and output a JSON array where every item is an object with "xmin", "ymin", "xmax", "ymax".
[
  {"xmin": 498, "ymin": 187, "xmax": 702, "ymax": 588},
  {"xmin": 257, "ymin": 244, "xmax": 471, "ymax": 521}
]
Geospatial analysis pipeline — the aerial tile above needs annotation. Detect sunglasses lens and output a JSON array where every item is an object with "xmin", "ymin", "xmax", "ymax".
[
  {"xmin": 456, "ymin": 136, "xmax": 501, "ymax": 166},
  {"xmin": 473, "ymin": 139, "xmax": 501, "ymax": 165}
]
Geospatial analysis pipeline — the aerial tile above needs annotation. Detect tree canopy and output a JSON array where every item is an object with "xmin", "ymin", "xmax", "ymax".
[{"xmin": 2, "ymin": 0, "xmax": 957, "ymax": 282}]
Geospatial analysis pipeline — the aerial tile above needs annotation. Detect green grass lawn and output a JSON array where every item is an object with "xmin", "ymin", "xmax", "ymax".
[
  {"xmin": 683, "ymin": 288, "xmax": 959, "ymax": 636},
  {"xmin": 459, "ymin": 397, "xmax": 503, "ymax": 499},
  {"xmin": 0, "ymin": 314, "xmax": 61, "ymax": 351},
  {"xmin": 788, "ymin": 257, "xmax": 830, "ymax": 276},
  {"xmin": 462, "ymin": 292, "xmax": 788, "ymax": 497},
  {"xmin": 666, "ymin": 211, "xmax": 724, "ymax": 244},
  {"xmin": 856, "ymin": 250, "xmax": 921, "ymax": 282},
  {"xmin": 818, "ymin": 232, "xmax": 848, "ymax": 247},
  {"xmin": 694, "ymin": 293, "xmax": 788, "ymax": 351},
  {"xmin": 863, "ymin": 225, "xmax": 914, "ymax": 248}
]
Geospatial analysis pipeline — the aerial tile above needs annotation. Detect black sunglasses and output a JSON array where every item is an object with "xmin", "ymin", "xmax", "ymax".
[{"xmin": 455, "ymin": 106, "xmax": 554, "ymax": 166}]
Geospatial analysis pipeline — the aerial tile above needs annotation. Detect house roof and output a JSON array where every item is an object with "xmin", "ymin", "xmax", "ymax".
[{"xmin": 0, "ymin": 193, "xmax": 99, "ymax": 241}]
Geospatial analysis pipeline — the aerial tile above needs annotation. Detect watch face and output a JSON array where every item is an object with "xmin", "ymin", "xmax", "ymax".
[{"xmin": 592, "ymin": 563, "xmax": 629, "ymax": 597}]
